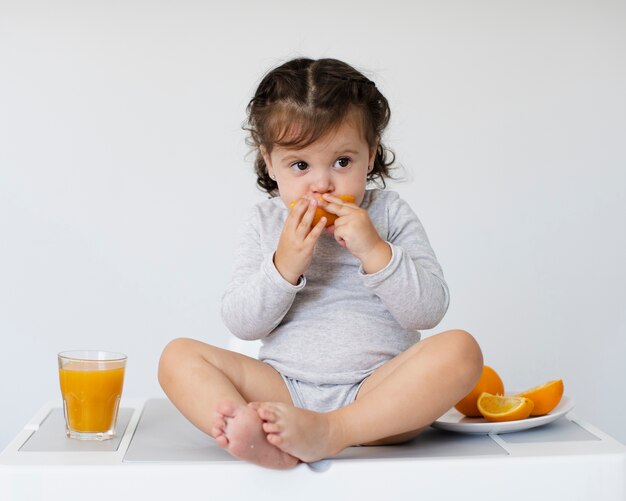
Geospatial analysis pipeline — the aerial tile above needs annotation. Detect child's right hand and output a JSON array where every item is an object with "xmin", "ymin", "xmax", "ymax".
[{"xmin": 274, "ymin": 198, "xmax": 327, "ymax": 285}]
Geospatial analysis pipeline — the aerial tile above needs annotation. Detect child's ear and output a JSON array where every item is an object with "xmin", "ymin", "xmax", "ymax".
[
  {"xmin": 260, "ymin": 145, "xmax": 273, "ymax": 176},
  {"xmin": 259, "ymin": 145, "xmax": 271, "ymax": 168},
  {"xmin": 368, "ymin": 142, "xmax": 379, "ymax": 171}
]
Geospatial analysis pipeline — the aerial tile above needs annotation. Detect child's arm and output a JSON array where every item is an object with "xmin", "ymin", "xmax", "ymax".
[
  {"xmin": 365, "ymin": 196, "xmax": 450, "ymax": 330},
  {"xmin": 273, "ymin": 198, "xmax": 327, "ymax": 285},
  {"xmin": 323, "ymin": 192, "xmax": 449, "ymax": 331},
  {"xmin": 320, "ymin": 194, "xmax": 392, "ymax": 274},
  {"xmin": 220, "ymin": 206, "xmax": 308, "ymax": 340}
]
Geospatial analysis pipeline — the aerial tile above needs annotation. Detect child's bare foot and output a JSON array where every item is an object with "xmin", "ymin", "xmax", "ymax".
[
  {"xmin": 211, "ymin": 400, "xmax": 299, "ymax": 469},
  {"xmin": 254, "ymin": 402, "xmax": 347, "ymax": 463}
]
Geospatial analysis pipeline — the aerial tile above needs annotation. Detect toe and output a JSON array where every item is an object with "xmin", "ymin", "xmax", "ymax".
[
  {"xmin": 267, "ymin": 433, "xmax": 283, "ymax": 446},
  {"xmin": 212, "ymin": 413, "xmax": 226, "ymax": 429},
  {"xmin": 262, "ymin": 421, "xmax": 281, "ymax": 433},
  {"xmin": 216, "ymin": 400, "xmax": 238, "ymax": 418},
  {"xmin": 259, "ymin": 409, "xmax": 277, "ymax": 422}
]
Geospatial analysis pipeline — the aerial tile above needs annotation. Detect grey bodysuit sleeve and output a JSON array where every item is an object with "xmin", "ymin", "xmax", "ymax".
[
  {"xmin": 361, "ymin": 195, "xmax": 450, "ymax": 330},
  {"xmin": 220, "ymin": 208, "xmax": 305, "ymax": 340}
]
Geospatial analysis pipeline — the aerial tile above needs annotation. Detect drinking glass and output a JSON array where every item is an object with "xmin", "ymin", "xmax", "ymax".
[{"xmin": 58, "ymin": 350, "xmax": 127, "ymax": 440}]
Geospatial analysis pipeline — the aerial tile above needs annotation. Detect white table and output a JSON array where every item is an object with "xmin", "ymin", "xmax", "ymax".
[{"xmin": 2, "ymin": 398, "xmax": 625, "ymax": 501}]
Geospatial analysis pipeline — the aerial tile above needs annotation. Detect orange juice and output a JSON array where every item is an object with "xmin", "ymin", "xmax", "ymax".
[{"xmin": 59, "ymin": 362, "xmax": 125, "ymax": 433}]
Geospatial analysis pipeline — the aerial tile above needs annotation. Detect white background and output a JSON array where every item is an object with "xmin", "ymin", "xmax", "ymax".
[{"xmin": 1, "ymin": 0, "xmax": 624, "ymax": 450}]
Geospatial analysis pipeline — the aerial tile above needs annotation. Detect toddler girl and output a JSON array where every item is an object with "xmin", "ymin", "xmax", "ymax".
[{"xmin": 158, "ymin": 57, "xmax": 483, "ymax": 469}]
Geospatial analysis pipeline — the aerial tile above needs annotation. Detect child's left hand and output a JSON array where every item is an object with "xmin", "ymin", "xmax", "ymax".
[{"xmin": 321, "ymin": 194, "xmax": 392, "ymax": 274}]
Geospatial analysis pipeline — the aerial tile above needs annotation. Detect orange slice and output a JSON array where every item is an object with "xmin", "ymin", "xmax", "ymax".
[
  {"xmin": 516, "ymin": 379, "xmax": 564, "ymax": 416},
  {"xmin": 477, "ymin": 392, "xmax": 534, "ymax": 422},
  {"xmin": 454, "ymin": 365, "xmax": 504, "ymax": 417},
  {"xmin": 289, "ymin": 195, "xmax": 355, "ymax": 227}
]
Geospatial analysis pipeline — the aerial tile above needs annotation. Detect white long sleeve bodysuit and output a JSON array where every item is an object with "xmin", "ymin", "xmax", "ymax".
[{"xmin": 221, "ymin": 189, "xmax": 450, "ymax": 386}]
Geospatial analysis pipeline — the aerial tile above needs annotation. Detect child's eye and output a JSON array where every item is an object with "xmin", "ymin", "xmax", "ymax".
[
  {"xmin": 334, "ymin": 157, "xmax": 351, "ymax": 169},
  {"xmin": 290, "ymin": 161, "xmax": 309, "ymax": 172}
]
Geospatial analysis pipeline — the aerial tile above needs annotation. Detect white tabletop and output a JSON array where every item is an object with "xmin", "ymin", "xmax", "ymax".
[{"xmin": 2, "ymin": 398, "xmax": 625, "ymax": 501}]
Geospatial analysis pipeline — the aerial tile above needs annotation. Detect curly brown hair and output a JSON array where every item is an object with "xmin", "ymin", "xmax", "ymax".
[{"xmin": 244, "ymin": 58, "xmax": 395, "ymax": 197}]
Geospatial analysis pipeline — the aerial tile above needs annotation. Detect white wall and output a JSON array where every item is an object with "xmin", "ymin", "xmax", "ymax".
[{"xmin": 1, "ymin": 0, "xmax": 624, "ymax": 450}]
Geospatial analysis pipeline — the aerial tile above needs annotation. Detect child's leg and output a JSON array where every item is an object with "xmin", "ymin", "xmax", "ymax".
[
  {"xmin": 158, "ymin": 337, "xmax": 298, "ymax": 469},
  {"xmin": 255, "ymin": 329, "xmax": 482, "ymax": 463}
]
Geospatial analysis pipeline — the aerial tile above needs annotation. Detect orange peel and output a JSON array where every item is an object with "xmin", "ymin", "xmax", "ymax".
[
  {"xmin": 454, "ymin": 365, "xmax": 504, "ymax": 417},
  {"xmin": 516, "ymin": 379, "xmax": 564, "ymax": 416},
  {"xmin": 477, "ymin": 392, "xmax": 534, "ymax": 422},
  {"xmin": 289, "ymin": 195, "xmax": 355, "ymax": 227}
]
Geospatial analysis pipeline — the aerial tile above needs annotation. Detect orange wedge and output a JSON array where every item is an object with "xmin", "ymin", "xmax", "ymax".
[
  {"xmin": 289, "ymin": 195, "xmax": 355, "ymax": 227},
  {"xmin": 516, "ymin": 379, "xmax": 564, "ymax": 416},
  {"xmin": 477, "ymin": 392, "xmax": 534, "ymax": 422},
  {"xmin": 454, "ymin": 365, "xmax": 504, "ymax": 417}
]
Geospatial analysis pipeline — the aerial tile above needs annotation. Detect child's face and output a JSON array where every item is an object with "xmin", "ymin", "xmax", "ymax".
[{"xmin": 263, "ymin": 118, "xmax": 376, "ymax": 208}]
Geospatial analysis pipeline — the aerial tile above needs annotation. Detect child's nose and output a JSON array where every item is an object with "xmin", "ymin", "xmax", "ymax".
[{"xmin": 311, "ymin": 169, "xmax": 332, "ymax": 193}]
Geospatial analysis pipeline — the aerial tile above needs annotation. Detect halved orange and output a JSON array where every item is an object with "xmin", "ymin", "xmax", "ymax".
[
  {"xmin": 289, "ymin": 195, "xmax": 355, "ymax": 227},
  {"xmin": 516, "ymin": 379, "xmax": 564, "ymax": 416},
  {"xmin": 477, "ymin": 392, "xmax": 534, "ymax": 422},
  {"xmin": 454, "ymin": 365, "xmax": 504, "ymax": 417}
]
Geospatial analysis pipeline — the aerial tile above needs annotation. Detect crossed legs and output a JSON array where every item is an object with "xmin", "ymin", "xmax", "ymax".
[{"xmin": 158, "ymin": 329, "xmax": 483, "ymax": 468}]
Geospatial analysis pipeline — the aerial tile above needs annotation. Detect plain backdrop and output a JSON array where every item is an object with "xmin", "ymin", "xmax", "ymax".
[{"xmin": 1, "ymin": 0, "xmax": 625, "ymax": 450}]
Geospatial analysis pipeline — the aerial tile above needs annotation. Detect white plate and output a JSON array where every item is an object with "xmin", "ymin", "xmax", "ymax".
[{"xmin": 431, "ymin": 394, "xmax": 575, "ymax": 434}]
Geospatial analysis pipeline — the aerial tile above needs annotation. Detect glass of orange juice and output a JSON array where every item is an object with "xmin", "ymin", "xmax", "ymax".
[{"xmin": 58, "ymin": 350, "xmax": 127, "ymax": 440}]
